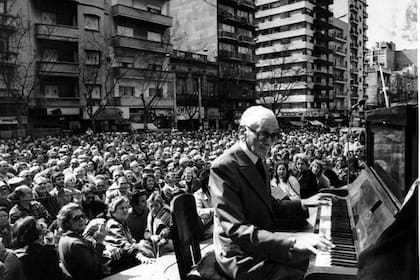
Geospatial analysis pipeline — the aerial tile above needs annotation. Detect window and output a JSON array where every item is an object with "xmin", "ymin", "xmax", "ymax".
[
  {"xmin": 84, "ymin": 14, "xmax": 99, "ymax": 31},
  {"xmin": 41, "ymin": 12, "xmax": 57, "ymax": 24},
  {"xmin": 0, "ymin": 1, "xmax": 5, "ymax": 13},
  {"xmin": 44, "ymin": 85, "xmax": 59, "ymax": 97},
  {"xmin": 147, "ymin": 5, "xmax": 161, "ymax": 14},
  {"xmin": 147, "ymin": 32, "xmax": 162, "ymax": 42},
  {"xmin": 149, "ymin": 88, "xmax": 163, "ymax": 97},
  {"xmin": 117, "ymin": 25, "xmax": 134, "ymax": 37},
  {"xmin": 192, "ymin": 77, "xmax": 200, "ymax": 95},
  {"xmin": 207, "ymin": 79, "xmax": 216, "ymax": 96},
  {"xmin": 119, "ymin": 86, "xmax": 135, "ymax": 97},
  {"xmin": 42, "ymin": 49, "xmax": 58, "ymax": 61},
  {"xmin": 176, "ymin": 77, "xmax": 187, "ymax": 95},
  {"xmin": 148, "ymin": 64, "xmax": 162, "ymax": 70},
  {"xmin": 220, "ymin": 24, "xmax": 235, "ymax": 33},
  {"xmin": 85, "ymin": 50, "xmax": 100, "ymax": 65},
  {"xmin": 86, "ymin": 85, "xmax": 101, "ymax": 99}
]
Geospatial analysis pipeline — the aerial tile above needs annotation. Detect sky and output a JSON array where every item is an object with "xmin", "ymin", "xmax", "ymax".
[{"xmin": 332, "ymin": 0, "xmax": 418, "ymax": 50}]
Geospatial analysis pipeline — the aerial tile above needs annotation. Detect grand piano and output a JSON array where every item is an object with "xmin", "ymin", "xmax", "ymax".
[{"xmin": 305, "ymin": 104, "xmax": 418, "ymax": 280}]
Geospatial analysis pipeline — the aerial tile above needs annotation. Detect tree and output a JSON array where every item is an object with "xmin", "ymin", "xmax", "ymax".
[
  {"xmin": 256, "ymin": 55, "xmax": 306, "ymax": 118},
  {"xmin": 79, "ymin": 32, "xmax": 127, "ymax": 132}
]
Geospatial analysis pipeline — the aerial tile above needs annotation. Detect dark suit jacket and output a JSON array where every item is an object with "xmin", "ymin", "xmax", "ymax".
[{"xmin": 210, "ymin": 143, "xmax": 309, "ymax": 280}]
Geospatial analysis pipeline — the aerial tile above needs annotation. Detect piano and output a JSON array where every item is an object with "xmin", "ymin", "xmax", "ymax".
[{"xmin": 305, "ymin": 104, "xmax": 418, "ymax": 280}]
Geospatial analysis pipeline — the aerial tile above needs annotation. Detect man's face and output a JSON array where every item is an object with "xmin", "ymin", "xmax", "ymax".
[
  {"xmin": 244, "ymin": 121, "xmax": 278, "ymax": 158},
  {"xmin": 136, "ymin": 195, "xmax": 147, "ymax": 212}
]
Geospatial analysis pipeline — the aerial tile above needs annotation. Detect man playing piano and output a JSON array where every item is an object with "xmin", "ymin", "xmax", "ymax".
[{"xmin": 210, "ymin": 106, "xmax": 334, "ymax": 280}]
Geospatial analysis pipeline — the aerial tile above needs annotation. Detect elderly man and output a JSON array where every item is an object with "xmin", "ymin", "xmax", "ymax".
[{"xmin": 210, "ymin": 106, "xmax": 333, "ymax": 280}]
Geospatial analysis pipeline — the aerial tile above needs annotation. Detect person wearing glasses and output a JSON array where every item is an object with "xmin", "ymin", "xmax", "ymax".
[
  {"xmin": 57, "ymin": 203, "xmax": 106, "ymax": 280},
  {"xmin": 209, "ymin": 106, "xmax": 334, "ymax": 280}
]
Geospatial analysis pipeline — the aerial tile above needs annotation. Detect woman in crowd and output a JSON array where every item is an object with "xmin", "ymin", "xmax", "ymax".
[
  {"xmin": 293, "ymin": 155, "xmax": 318, "ymax": 199},
  {"xmin": 142, "ymin": 192, "xmax": 173, "ymax": 258},
  {"xmin": 11, "ymin": 216, "xmax": 62, "ymax": 280},
  {"xmin": 57, "ymin": 203, "xmax": 106, "ymax": 280},
  {"xmin": 8, "ymin": 185, "xmax": 51, "ymax": 225},
  {"xmin": 194, "ymin": 169, "xmax": 213, "ymax": 239},
  {"xmin": 309, "ymin": 159, "xmax": 332, "ymax": 190},
  {"xmin": 142, "ymin": 174, "xmax": 160, "ymax": 197},
  {"xmin": 104, "ymin": 196, "xmax": 146, "ymax": 273},
  {"xmin": 178, "ymin": 167, "xmax": 200, "ymax": 193},
  {"xmin": 161, "ymin": 171, "xmax": 184, "ymax": 205},
  {"xmin": 0, "ymin": 206, "xmax": 11, "ymax": 248},
  {"xmin": 270, "ymin": 161, "xmax": 301, "ymax": 201}
]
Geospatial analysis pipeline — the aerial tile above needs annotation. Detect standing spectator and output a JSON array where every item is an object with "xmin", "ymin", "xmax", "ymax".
[
  {"xmin": 0, "ymin": 182, "xmax": 12, "ymax": 211},
  {"xmin": 194, "ymin": 169, "xmax": 213, "ymax": 239},
  {"xmin": 127, "ymin": 189, "xmax": 149, "ymax": 242},
  {"xmin": 179, "ymin": 167, "xmax": 200, "ymax": 193},
  {"xmin": 0, "ymin": 207, "xmax": 11, "ymax": 248},
  {"xmin": 8, "ymin": 186, "xmax": 51, "ymax": 225},
  {"xmin": 0, "ymin": 161, "xmax": 13, "ymax": 185},
  {"xmin": 81, "ymin": 184, "xmax": 107, "ymax": 220},
  {"xmin": 294, "ymin": 155, "xmax": 318, "ymax": 199},
  {"xmin": 50, "ymin": 172, "xmax": 74, "ymax": 209},
  {"xmin": 32, "ymin": 177, "xmax": 61, "ymax": 219},
  {"xmin": 58, "ymin": 203, "xmax": 106, "ymax": 280},
  {"xmin": 11, "ymin": 216, "xmax": 62, "ymax": 280}
]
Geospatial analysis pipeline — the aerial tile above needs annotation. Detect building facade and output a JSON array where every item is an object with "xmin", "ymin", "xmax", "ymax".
[
  {"xmin": 170, "ymin": 0, "xmax": 256, "ymax": 127},
  {"xmin": 170, "ymin": 49, "xmax": 219, "ymax": 130},
  {"xmin": 0, "ymin": 0, "xmax": 175, "ymax": 136},
  {"xmin": 366, "ymin": 41, "xmax": 417, "ymax": 107},
  {"xmin": 255, "ymin": 0, "xmax": 334, "ymax": 121}
]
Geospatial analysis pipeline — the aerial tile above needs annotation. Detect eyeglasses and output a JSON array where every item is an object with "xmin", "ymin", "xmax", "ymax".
[
  {"xmin": 71, "ymin": 214, "xmax": 86, "ymax": 222},
  {"xmin": 245, "ymin": 125, "xmax": 278, "ymax": 141}
]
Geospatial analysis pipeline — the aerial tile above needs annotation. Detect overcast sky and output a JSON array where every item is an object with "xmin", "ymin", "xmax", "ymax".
[{"xmin": 332, "ymin": 0, "xmax": 417, "ymax": 50}]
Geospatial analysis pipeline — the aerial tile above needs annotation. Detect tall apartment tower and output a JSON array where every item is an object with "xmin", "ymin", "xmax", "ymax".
[
  {"xmin": 330, "ymin": 17, "xmax": 350, "ymax": 120},
  {"xmin": 170, "ymin": 0, "xmax": 257, "ymax": 126},
  {"xmin": 255, "ymin": 0, "xmax": 334, "ymax": 121},
  {"xmin": 348, "ymin": 0, "xmax": 368, "ymax": 106}
]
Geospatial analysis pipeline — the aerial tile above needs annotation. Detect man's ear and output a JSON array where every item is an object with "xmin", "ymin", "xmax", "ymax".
[{"xmin": 238, "ymin": 125, "xmax": 246, "ymax": 141}]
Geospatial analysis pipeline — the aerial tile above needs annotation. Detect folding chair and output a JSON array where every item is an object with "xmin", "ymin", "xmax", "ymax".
[{"xmin": 170, "ymin": 193, "xmax": 230, "ymax": 280}]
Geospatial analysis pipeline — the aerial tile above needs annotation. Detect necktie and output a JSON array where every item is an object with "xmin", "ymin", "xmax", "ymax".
[{"xmin": 256, "ymin": 158, "xmax": 266, "ymax": 183}]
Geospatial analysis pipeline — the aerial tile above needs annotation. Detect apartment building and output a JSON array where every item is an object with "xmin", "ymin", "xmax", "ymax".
[
  {"xmin": 330, "ymin": 17, "xmax": 350, "ymax": 121},
  {"xmin": 170, "ymin": 0, "xmax": 256, "ymax": 127},
  {"xmin": 170, "ymin": 50, "xmax": 219, "ymax": 130},
  {"xmin": 348, "ymin": 0, "xmax": 368, "ymax": 106},
  {"xmin": 255, "ymin": 0, "xmax": 334, "ymax": 121},
  {"xmin": 0, "ymin": 0, "xmax": 175, "ymax": 135},
  {"xmin": 366, "ymin": 41, "xmax": 417, "ymax": 107}
]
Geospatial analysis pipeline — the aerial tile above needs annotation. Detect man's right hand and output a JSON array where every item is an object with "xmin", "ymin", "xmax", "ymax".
[{"xmin": 293, "ymin": 233, "xmax": 334, "ymax": 255}]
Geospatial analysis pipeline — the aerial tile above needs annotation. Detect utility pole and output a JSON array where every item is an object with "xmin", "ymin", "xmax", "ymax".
[{"xmin": 198, "ymin": 75, "xmax": 203, "ymax": 130}]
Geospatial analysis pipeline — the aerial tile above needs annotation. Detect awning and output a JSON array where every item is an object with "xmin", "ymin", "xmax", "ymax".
[
  {"xmin": 290, "ymin": 121, "xmax": 304, "ymax": 127},
  {"xmin": 95, "ymin": 108, "xmax": 122, "ymax": 120},
  {"xmin": 309, "ymin": 120, "xmax": 324, "ymax": 127}
]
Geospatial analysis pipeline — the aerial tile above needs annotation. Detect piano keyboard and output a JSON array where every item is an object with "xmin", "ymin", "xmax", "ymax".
[{"xmin": 315, "ymin": 199, "xmax": 358, "ymax": 268}]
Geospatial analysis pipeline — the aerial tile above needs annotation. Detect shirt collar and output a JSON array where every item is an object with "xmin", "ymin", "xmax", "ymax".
[{"xmin": 239, "ymin": 140, "xmax": 259, "ymax": 164}]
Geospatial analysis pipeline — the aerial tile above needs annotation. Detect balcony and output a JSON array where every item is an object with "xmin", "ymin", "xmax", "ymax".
[
  {"xmin": 218, "ymin": 30, "xmax": 238, "ymax": 41},
  {"xmin": 363, "ymin": 11, "xmax": 368, "ymax": 17},
  {"xmin": 114, "ymin": 67, "xmax": 173, "ymax": 82},
  {"xmin": 238, "ymin": 0, "xmax": 255, "ymax": 9},
  {"xmin": 238, "ymin": 34, "xmax": 254, "ymax": 44},
  {"xmin": 37, "ymin": 61, "xmax": 79, "ymax": 77},
  {"xmin": 334, "ymin": 64, "xmax": 347, "ymax": 71},
  {"xmin": 314, "ymin": 45, "xmax": 333, "ymax": 54},
  {"xmin": 350, "ymin": 42, "xmax": 357, "ymax": 49},
  {"xmin": 219, "ymin": 50, "xmax": 241, "ymax": 60},
  {"xmin": 172, "ymin": 50, "xmax": 209, "ymax": 62},
  {"xmin": 314, "ymin": 31, "xmax": 332, "ymax": 41},
  {"xmin": 34, "ymin": 96, "xmax": 81, "ymax": 107},
  {"xmin": 0, "ymin": 14, "xmax": 16, "ymax": 31},
  {"xmin": 363, "ymin": 35, "xmax": 368, "ymax": 41},
  {"xmin": 350, "ymin": 4, "xmax": 357, "ymax": 13},
  {"xmin": 111, "ymin": 4, "xmax": 172, "ymax": 27},
  {"xmin": 218, "ymin": 9, "xmax": 241, "ymax": 24},
  {"xmin": 335, "ymin": 34, "xmax": 347, "ymax": 42},
  {"xmin": 35, "ymin": 23, "xmax": 79, "ymax": 42},
  {"xmin": 313, "ymin": 6, "xmax": 333, "ymax": 17},
  {"xmin": 0, "ymin": 51, "xmax": 17, "ymax": 67},
  {"xmin": 363, "ymin": 23, "xmax": 368, "ymax": 29},
  {"xmin": 238, "ymin": 16, "xmax": 255, "ymax": 27},
  {"xmin": 112, "ymin": 36, "xmax": 172, "ymax": 54}
]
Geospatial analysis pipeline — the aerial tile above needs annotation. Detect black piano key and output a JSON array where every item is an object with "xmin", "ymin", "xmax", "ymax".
[{"xmin": 331, "ymin": 261, "xmax": 358, "ymax": 268}]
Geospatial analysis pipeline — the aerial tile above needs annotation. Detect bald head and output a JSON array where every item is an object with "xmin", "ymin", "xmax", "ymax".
[{"xmin": 240, "ymin": 106, "xmax": 279, "ymax": 130}]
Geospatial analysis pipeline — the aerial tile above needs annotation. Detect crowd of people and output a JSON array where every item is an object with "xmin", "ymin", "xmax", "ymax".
[{"xmin": 0, "ymin": 125, "xmax": 365, "ymax": 280}]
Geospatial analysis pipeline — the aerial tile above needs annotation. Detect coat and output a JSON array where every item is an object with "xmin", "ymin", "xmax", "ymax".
[{"xmin": 209, "ymin": 143, "xmax": 309, "ymax": 280}]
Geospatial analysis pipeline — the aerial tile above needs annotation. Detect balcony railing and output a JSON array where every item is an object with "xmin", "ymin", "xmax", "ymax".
[
  {"xmin": 37, "ymin": 61, "xmax": 79, "ymax": 77},
  {"xmin": 114, "ymin": 67, "xmax": 173, "ymax": 81},
  {"xmin": 0, "ymin": 14, "xmax": 16, "ymax": 31},
  {"xmin": 111, "ymin": 4, "xmax": 172, "ymax": 27},
  {"xmin": 35, "ymin": 23, "xmax": 79, "ymax": 42},
  {"xmin": 218, "ymin": 9, "xmax": 241, "ymax": 23},
  {"xmin": 219, "ymin": 50, "xmax": 241, "ymax": 60},
  {"xmin": 239, "ymin": 0, "xmax": 255, "ymax": 9},
  {"xmin": 34, "ymin": 96, "xmax": 81, "ymax": 107},
  {"xmin": 238, "ymin": 34, "xmax": 254, "ymax": 44},
  {"xmin": 173, "ymin": 50, "xmax": 208, "ymax": 62},
  {"xmin": 113, "ymin": 36, "xmax": 172, "ymax": 54},
  {"xmin": 218, "ymin": 30, "xmax": 238, "ymax": 41}
]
